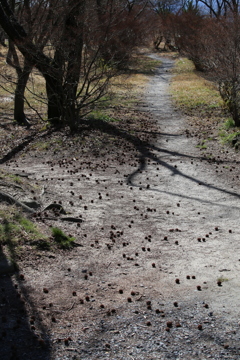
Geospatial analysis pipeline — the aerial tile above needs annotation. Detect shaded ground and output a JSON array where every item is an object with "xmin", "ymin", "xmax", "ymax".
[{"xmin": 0, "ymin": 55, "xmax": 240, "ymax": 359}]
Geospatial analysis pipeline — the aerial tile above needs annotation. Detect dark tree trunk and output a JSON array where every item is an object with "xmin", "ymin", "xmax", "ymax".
[
  {"xmin": 14, "ymin": 62, "xmax": 32, "ymax": 125},
  {"xmin": 230, "ymin": 91, "xmax": 240, "ymax": 127},
  {"xmin": 45, "ymin": 74, "xmax": 63, "ymax": 125},
  {"xmin": 219, "ymin": 79, "xmax": 240, "ymax": 127},
  {"xmin": 154, "ymin": 35, "xmax": 163, "ymax": 50},
  {"xmin": 62, "ymin": 0, "xmax": 86, "ymax": 130},
  {"xmin": 6, "ymin": 40, "xmax": 32, "ymax": 126}
]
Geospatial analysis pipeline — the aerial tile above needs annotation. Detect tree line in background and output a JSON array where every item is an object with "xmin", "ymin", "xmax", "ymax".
[{"xmin": 0, "ymin": 0, "xmax": 240, "ymax": 128}]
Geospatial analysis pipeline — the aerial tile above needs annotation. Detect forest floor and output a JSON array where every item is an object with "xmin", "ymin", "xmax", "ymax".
[{"xmin": 0, "ymin": 53, "xmax": 240, "ymax": 360}]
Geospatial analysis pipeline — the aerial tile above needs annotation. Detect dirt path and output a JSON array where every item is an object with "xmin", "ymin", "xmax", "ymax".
[
  {"xmin": 144, "ymin": 56, "xmax": 240, "ymax": 317},
  {"xmin": 1, "ymin": 56, "xmax": 240, "ymax": 359}
]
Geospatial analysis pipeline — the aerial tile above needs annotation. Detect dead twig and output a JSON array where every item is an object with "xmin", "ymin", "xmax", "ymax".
[{"xmin": 67, "ymin": 301, "xmax": 75, "ymax": 311}]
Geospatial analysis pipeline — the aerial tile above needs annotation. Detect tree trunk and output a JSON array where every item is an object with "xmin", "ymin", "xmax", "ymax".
[
  {"xmin": 14, "ymin": 62, "xmax": 32, "ymax": 125},
  {"xmin": 219, "ymin": 79, "xmax": 240, "ymax": 127},
  {"xmin": 230, "ymin": 87, "xmax": 240, "ymax": 127},
  {"xmin": 154, "ymin": 35, "xmax": 163, "ymax": 50},
  {"xmin": 45, "ymin": 74, "xmax": 63, "ymax": 125},
  {"xmin": 62, "ymin": 0, "xmax": 86, "ymax": 130}
]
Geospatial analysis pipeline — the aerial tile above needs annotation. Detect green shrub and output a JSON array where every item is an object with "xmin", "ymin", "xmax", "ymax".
[{"xmin": 51, "ymin": 227, "xmax": 75, "ymax": 249}]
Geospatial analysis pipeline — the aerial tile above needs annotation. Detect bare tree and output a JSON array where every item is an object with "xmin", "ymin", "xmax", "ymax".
[
  {"xmin": 174, "ymin": 0, "xmax": 240, "ymax": 126},
  {"xmin": 200, "ymin": 16, "xmax": 240, "ymax": 126},
  {"xmin": 95, "ymin": 0, "xmax": 150, "ymax": 68},
  {"xmin": 0, "ymin": 0, "xmax": 148, "ymax": 130},
  {"xmin": 3, "ymin": 0, "xmax": 55, "ymax": 125},
  {"xmin": 198, "ymin": 0, "xmax": 240, "ymax": 17}
]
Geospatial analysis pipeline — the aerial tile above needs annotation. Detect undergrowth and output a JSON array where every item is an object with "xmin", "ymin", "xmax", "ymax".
[
  {"xmin": 0, "ymin": 209, "xmax": 44, "ymax": 246},
  {"xmin": 0, "ymin": 206, "xmax": 48, "ymax": 266},
  {"xmin": 51, "ymin": 227, "xmax": 75, "ymax": 249},
  {"xmin": 171, "ymin": 57, "xmax": 240, "ymax": 150},
  {"xmin": 171, "ymin": 58, "xmax": 223, "ymax": 113}
]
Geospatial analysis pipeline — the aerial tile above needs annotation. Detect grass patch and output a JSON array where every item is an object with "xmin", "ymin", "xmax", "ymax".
[
  {"xmin": 14, "ymin": 213, "xmax": 39, "ymax": 234},
  {"xmin": 10, "ymin": 175, "xmax": 23, "ymax": 185},
  {"xmin": 172, "ymin": 58, "xmax": 195, "ymax": 74},
  {"xmin": 219, "ymin": 117, "xmax": 240, "ymax": 148},
  {"xmin": 87, "ymin": 111, "xmax": 120, "ymax": 123},
  {"xmin": 0, "ymin": 211, "xmax": 45, "ymax": 245},
  {"xmin": 0, "ymin": 209, "xmax": 44, "ymax": 246},
  {"xmin": 0, "ymin": 170, "xmax": 23, "ymax": 185},
  {"xmin": 217, "ymin": 277, "xmax": 229, "ymax": 282},
  {"xmin": 30, "ymin": 141, "xmax": 51, "ymax": 151},
  {"xmin": 51, "ymin": 227, "xmax": 75, "ymax": 249},
  {"xmin": 223, "ymin": 118, "xmax": 235, "ymax": 130},
  {"xmin": 170, "ymin": 56, "xmax": 240, "ymax": 150},
  {"xmin": 0, "ymin": 206, "xmax": 48, "ymax": 265},
  {"xmin": 219, "ymin": 130, "xmax": 240, "ymax": 147},
  {"xmin": 129, "ymin": 55, "xmax": 162, "ymax": 75},
  {"xmin": 171, "ymin": 58, "xmax": 223, "ymax": 114},
  {"xmin": 196, "ymin": 144, "xmax": 207, "ymax": 149}
]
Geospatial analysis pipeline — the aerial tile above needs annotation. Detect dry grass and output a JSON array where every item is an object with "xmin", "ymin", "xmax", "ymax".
[
  {"xmin": 170, "ymin": 57, "xmax": 240, "ymax": 151},
  {"xmin": 109, "ymin": 55, "xmax": 162, "ymax": 107},
  {"xmin": 170, "ymin": 58, "xmax": 223, "ymax": 114}
]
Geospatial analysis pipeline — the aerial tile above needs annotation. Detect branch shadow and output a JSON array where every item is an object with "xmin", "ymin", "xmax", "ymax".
[
  {"xmin": 0, "ymin": 239, "xmax": 51, "ymax": 360},
  {"xmin": 79, "ymin": 118, "xmax": 240, "ymax": 207},
  {"xmin": 0, "ymin": 127, "xmax": 56, "ymax": 165}
]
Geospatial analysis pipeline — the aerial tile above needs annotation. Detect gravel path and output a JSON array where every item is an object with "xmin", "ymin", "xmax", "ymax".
[{"xmin": 1, "ymin": 56, "xmax": 240, "ymax": 360}]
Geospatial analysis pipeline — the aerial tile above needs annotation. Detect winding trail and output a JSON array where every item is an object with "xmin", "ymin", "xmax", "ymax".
[
  {"xmin": 137, "ymin": 56, "xmax": 240, "ymax": 317},
  {"xmin": 1, "ymin": 56, "xmax": 240, "ymax": 359}
]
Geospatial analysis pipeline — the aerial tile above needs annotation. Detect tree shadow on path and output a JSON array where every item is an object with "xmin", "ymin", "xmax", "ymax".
[
  {"xmin": 0, "ymin": 243, "xmax": 51, "ymax": 360},
  {"xmin": 80, "ymin": 118, "xmax": 240, "ymax": 207},
  {"xmin": 0, "ymin": 215, "xmax": 51, "ymax": 360}
]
